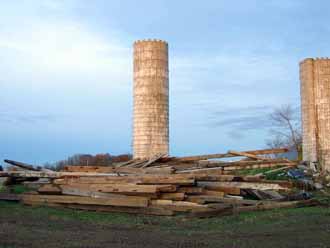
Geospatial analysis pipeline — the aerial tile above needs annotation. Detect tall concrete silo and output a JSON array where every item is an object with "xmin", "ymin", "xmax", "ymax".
[
  {"xmin": 133, "ymin": 39, "xmax": 169, "ymax": 159},
  {"xmin": 300, "ymin": 58, "xmax": 330, "ymax": 172},
  {"xmin": 300, "ymin": 58, "xmax": 317, "ymax": 163}
]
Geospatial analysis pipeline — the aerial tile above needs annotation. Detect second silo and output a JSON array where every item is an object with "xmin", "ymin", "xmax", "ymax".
[
  {"xmin": 300, "ymin": 58, "xmax": 317, "ymax": 163},
  {"xmin": 133, "ymin": 39, "xmax": 169, "ymax": 159},
  {"xmin": 300, "ymin": 58, "xmax": 330, "ymax": 173}
]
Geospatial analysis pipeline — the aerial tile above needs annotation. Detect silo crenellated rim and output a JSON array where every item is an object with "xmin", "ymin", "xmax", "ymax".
[
  {"xmin": 134, "ymin": 39, "xmax": 168, "ymax": 45},
  {"xmin": 300, "ymin": 57, "xmax": 330, "ymax": 64},
  {"xmin": 299, "ymin": 58, "xmax": 314, "ymax": 64}
]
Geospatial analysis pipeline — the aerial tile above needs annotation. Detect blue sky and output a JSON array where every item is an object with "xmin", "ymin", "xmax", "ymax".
[{"xmin": 1, "ymin": 0, "xmax": 329, "ymax": 165}]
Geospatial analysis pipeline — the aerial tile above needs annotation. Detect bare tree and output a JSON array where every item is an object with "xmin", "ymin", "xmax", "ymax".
[{"xmin": 266, "ymin": 104, "xmax": 302, "ymax": 158}]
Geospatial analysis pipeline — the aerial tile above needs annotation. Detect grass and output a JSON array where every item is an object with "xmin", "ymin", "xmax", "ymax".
[
  {"xmin": 0, "ymin": 184, "xmax": 32, "ymax": 194},
  {"xmin": 1, "ymin": 198, "xmax": 330, "ymax": 247},
  {"xmin": 1, "ymin": 200, "xmax": 330, "ymax": 235},
  {"xmin": 236, "ymin": 166, "xmax": 291, "ymax": 180},
  {"xmin": 10, "ymin": 185, "xmax": 32, "ymax": 194}
]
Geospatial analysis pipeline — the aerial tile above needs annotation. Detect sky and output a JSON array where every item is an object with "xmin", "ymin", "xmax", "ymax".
[{"xmin": 1, "ymin": 0, "xmax": 330, "ymax": 165}]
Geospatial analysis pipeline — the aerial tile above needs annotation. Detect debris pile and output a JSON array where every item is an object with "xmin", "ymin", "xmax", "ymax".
[{"xmin": 0, "ymin": 148, "xmax": 321, "ymax": 217}]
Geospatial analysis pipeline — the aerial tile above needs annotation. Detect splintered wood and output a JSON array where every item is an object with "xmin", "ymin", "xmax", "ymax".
[{"xmin": 1, "ymin": 148, "xmax": 311, "ymax": 218}]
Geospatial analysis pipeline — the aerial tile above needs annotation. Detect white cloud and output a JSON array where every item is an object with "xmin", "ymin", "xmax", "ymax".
[
  {"xmin": 0, "ymin": 1, "xmax": 131, "ymax": 89},
  {"xmin": 0, "ymin": 1, "xmax": 133, "ymax": 133},
  {"xmin": 0, "ymin": 22, "xmax": 130, "ymax": 83}
]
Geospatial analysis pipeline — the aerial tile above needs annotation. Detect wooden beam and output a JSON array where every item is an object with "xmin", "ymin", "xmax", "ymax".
[
  {"xmin": 177, "ymin": 187, "xmax": 204, "ymax": 195},
  {"xmin": 160, "ymin": 193, "xmax": 185, "ymax": 201},
  {"xmin": 21, "ymin": 193, "xmax": 149, "ymax": 207},
  {"xmin": 4, "ymin": 159, "xmax": 39, "ymax": 171},
  {"xmin": 197, "ymin": 181, "xmax": 290, "ymax": 191},
  {"xmin": 63, "ymin": 165, "xmax": 175, "ymax": 175},
  {"xmin": 223, "ymin": 162, "xmax": 296, "ymax": 171},
  {"xmin": 0, "ymin": 193, "xmax": 21, "ymax": 201},
  {"xmin": 255, "ymin": 166, "xmax": 293, "ymax": 176},
  {"xmin": 3, "ymin": 171, "xmax": 120, "ymax": 178},
  {"xmin": 89, "ymin": 184, "xmax": 176, "ymax": 194},
  {"xmin": 175, "ymin": 148, "xmax": 289, "ymax": 162},
  {"xmin": 227, "ymin": 150, "xmax": 267, "ymax": 161},
  {"xmin": 53, "ymin": 174, "xmax": 195, "ymax": 185},
  {"xmin": 151, "ymin": 199, "xmax": 208, "ymax": 212},
  {"xmin": 65, "ymin": 204, "xmax": 175, "ymax": 216},
  {"xmin": 236, "ymin": 199, "xmax": 320, "ymax": 213},
  {"xmin": 38, "ymin": 184, "xmax": 62, "ymax": 194},
  {"xmin": 186, "ymin": 195, "xmax": 225, "ymax": 204},
  {"xmin": 141, "ymin": 154, "xmax": 167, "ymax": 168},
  {"xmin": 60, "ymin": 185, "xmax": 154, "ymax": 201}
]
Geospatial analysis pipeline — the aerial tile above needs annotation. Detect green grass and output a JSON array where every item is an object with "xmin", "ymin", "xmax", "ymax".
[
  {"xmin": 1, "ymin": 201, "xmax": 330, "ymax": 234},
  {"xmin": 0, "ymin": 185, "xmax": 32, "ymax": 194},
  {"xmin": 11, "ymin": 185, "xmax": 32, "ymax": 194},
  {"xmin": 236, "ymin": 166, "xmax": 291, "ymax": 180}
]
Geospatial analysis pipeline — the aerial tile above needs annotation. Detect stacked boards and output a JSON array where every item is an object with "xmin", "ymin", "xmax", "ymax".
[
  {"xmin": 2, "ymin": 148, "xmax": 317, "ymax": 217},
  {"xmin": 17, "ymin": 172, "xmax": 315, "ymax": 217}
]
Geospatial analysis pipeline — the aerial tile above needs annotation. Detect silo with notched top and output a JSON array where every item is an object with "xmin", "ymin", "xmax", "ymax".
[{"xmin": 133, "ymin": 39, "xmax": 169, "ymax": 159}]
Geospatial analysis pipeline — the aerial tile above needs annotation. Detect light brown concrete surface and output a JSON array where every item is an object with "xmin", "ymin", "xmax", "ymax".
[
  {"xmin": 133, "ymin": 40, "xmax": 169, "ymax": 159},
  {"xmin": 300, "ymin": 58, "xmax": 317, "ymax": 163},
  {"xmin": 300, "ymin": 58, "xmax": 330, "ymax": 172}
]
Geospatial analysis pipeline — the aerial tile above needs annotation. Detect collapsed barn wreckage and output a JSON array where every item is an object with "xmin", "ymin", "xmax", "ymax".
[{"xmin": 0, "ymin": 148, "xmax": 323, "ymax": 217}]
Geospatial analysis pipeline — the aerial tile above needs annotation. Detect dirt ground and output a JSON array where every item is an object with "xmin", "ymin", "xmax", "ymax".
[{"xmin": 1, "ymin": 202, "xmax": 330, "ymax": 248}]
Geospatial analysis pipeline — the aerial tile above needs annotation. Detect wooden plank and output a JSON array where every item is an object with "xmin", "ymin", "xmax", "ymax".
[
  {"xmin": 175, "ymin": 167, "xmax": 224, "ymax": 175},
  {"xmin": 243, "ymin": 189, "xmax": 285, "ymax": 200},
  {"xmin": 63, "ymin": 165, "xmax": 175, "ymax": 175},
  {"xmin": 228, "ymin": 150, "xmax": 267, "ymax": 161},
  {"xmin": 114, "ymin": 159, "xmax": 137, "ymax": 168},
  {"xmin": 140, "ymin": 167, "xmax": 175, "ymax": 175},
  {"xmin": 175, "ymin": 148, "xmax": 289, "ymax": 162},
  {"xmin": 141, "ymin": 154, "xmax": 166, "ymax": 168},
  {"xmin": 236, "ymin": 199, "xmax": 320, "ymax": 213},
  {"xmin": 173, "ymin": 159, "xmax": 296, "ymax": 171},
  {"xmin": 4, "ymin": 159, "xmax": 40, "ymax": 171},
  {"xmin": 60, "ymin": 185, "xmax": 152, "ymax": 201},
  {"xmin": 21, "ymin": 194, "xmax": 149, "ymax": 207},
  {"xmin": 223, "ymin": 162, "xmax": 296, "ymax": 171},
  {"xmin": 90, "ymin": 184, "xmax": 176, "ymax": 194},
  {"xmin": 0, "ymin": 193, "xmax": 21, "ymax": 201},
  {"xmin": 38, "ymin": 184, "xmax": 62, "ymax": 194},
  {"xmin": 64, "ymin": 204, "xmax": 175, "ymax": 216},
  {"xmin": 198, "ymin": 159, "xmax": 296, "ymax": 168},
  {"xmin": 188, "ymin": 204, "xmax": 232, "ymax": 218},
  {"xmin": 255, "ymin": 166, "xmax": 293, "ymax": 176},
  {"xmin": 160, "ymin": 193, "xmax": 185, "ymax": 201},
  {"xmin": 151, "ymin": 200, "xmax": 208, "ymax": 212},
  {"xmin": 259, "ymin": 180, "xmax": 293, "ymax": 188},
  {"xmin": 126, "ymin": 159, "xmax": 148, "ymax": 168},
  {"xmin": 58, "ymin": 183, "xmax": 176, "ymax": 194},
  {"xmin": 208, "ymin": 198, "xmax": 264, "ymax": 206},
  {"xmin": 197, "ymin": 181, "xmax": 289, "ymax": 191},
  {"xmin": 203, "ymin": 190, "xmax": 225, "ymax": 197},
  {"xmin": 186, "ymin": 195, "xmax": 225, "ymax": 204},
  {"xmin": 177, "ymin": 187, "xmax": 205, "ymax": 195},
  {"xmin": 3, "ymin": 171, "xmax": 120, "ymax": 178},
  {"xmin": 192, "ymin": 175, "xmax": 262, "ymax": 182},
  {"xmin": 54, "ymin": 174, "xmax": 195, "ymax": 185},
  {"xmin": 188, "ymin": 200, "xmax": 319, "ymax": 217},
  {"xmin": 137, "ymin": 178, "xmax": 195, "ymax": 186},
  {"xmin": 195, "ymin": 183, "xmax": 241, "ymax": 195}
]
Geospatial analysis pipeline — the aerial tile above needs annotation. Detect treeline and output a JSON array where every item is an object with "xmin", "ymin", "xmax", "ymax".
[{"xmin": 44, "ymin": 153, "xmax": 132, "ymax": 171}]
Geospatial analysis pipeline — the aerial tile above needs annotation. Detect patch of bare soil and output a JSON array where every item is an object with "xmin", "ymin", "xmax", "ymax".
[{"xmin": 1, "ymin": 204, "xmax": 330, "ymax": 248}]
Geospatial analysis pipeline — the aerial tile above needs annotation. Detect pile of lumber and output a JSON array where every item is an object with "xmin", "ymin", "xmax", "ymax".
[
  {"xmin": 1, "ymin": 148, "xmax": 318, "ymax": 217},
  {"xmin": 108, "ymin": 148, "xmax": 297, "ymax": 172}
]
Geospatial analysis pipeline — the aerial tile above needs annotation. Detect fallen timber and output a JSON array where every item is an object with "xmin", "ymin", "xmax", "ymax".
[
  {"xmin": 4, "ymin": 159, "xmax": 40, "ymax": 171},
  {"xmin": 2, "ymin": 147, "xmax": 319, "ymax": 217},
  {"xmin": 173, "ymin": 148, "xmax": 289, "ymax": 162}
]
